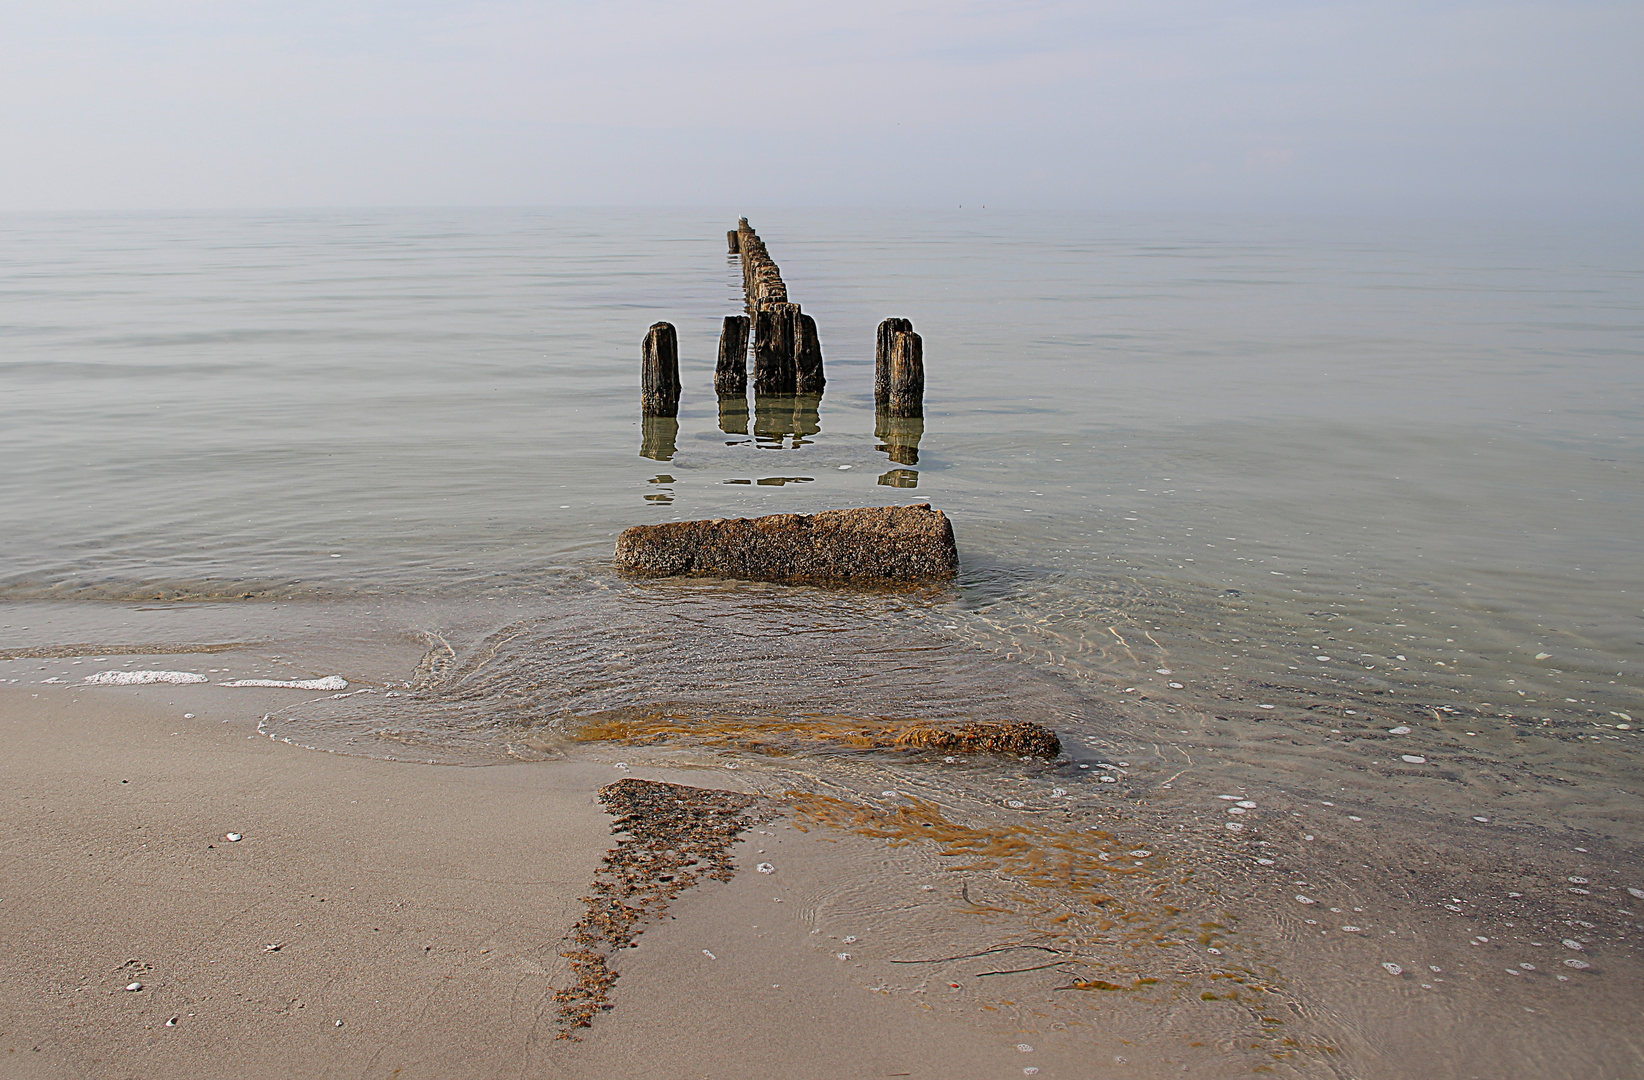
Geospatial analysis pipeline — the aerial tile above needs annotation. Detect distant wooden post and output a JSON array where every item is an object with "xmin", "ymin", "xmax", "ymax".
[
  {"xmin": 874, "ymin": 318, "xmax": 913, "ymax": 407},
  {"xmin": 753, "ymin": 303, "xmax": 800, "ymax": 394},
  {"xmin": 641, "ymin": 322, "xmax": 681, "ymax": 417},
  {"xmin": 794, "ymin": 313, "xmax": 824, "ymax": 394},
  {"xmin": 715, "ymin": 315, "xmax": 750, "ymax": 396},
  {"xmin": 727, "ymin": 230, "xmax": 740, "ymax": 254},
  {"xmin": 885, "ymin": 328, "xmax": 923, "ymax": 417}
]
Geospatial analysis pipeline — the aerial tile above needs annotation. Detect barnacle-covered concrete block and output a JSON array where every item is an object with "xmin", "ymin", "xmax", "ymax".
[{"xmin": 614, "ymin": 504, "xmax": 958, "ymax": 585}]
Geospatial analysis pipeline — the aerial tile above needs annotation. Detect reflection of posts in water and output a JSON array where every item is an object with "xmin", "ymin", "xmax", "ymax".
[
  {"xmin": 715, "ymin": 315, "xmax": 750, "ymax": 396},
  {"xmin": 718, "ymin": 393, "xmax": 749, "ymax": 436},
  {"xmin": 875, "ymin": 317, "xmax": 913, "ymax": 407},
  {"xmin": 754, "ymin": 392, "xmax": 823, "ymax": 447},
  {"xmin": 877, "ymin": 468, "xmax": 918, "ymax": 488},
  {"xmin": 875, "ymin": 411, "xmax": 923, "ymax": 466},
  {"xmin": 640, "ymin": 415, "xmax": 679, "ymax": 461},
  {"xmin": 640, "ymin": 322, "xmax": 681, "ymax": 417}
]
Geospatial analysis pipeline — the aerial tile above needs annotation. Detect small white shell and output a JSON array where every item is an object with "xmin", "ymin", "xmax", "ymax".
[
  {"xmin": 225, "ymin": 832, "xmax": 242, "ymax": 842},
  {"xmin": 756, "ymin": 862, "xmax": 775, "ymax": 874}
]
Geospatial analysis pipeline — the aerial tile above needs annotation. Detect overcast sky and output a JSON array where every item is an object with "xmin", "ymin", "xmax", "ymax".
[{"xmin": 2, "ymin": 1, "xmax": 1638, "ymax": 216}]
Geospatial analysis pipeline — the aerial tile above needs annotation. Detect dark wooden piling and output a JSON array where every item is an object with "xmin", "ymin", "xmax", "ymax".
[
  {"xmin": 794, "ymin": 313, "xmax": 825, "ymax": 394},
  {"xmin": 885, "ymin": 328, "xmax": 924, "ymax": 417},
  {"xmin": 875, "ymin": 318, "xmax": 914, "ymax": 406},
  {"xmin": 715, "ymin": 314, "xmax": 750, "ymax": 396},
  {"xmin": 753, "ymin": 302, "xmax": 800, "ymax": 395},
  {"xmin": 727, "ymin": 230, "xmax": 740, "ymax": 254},
  {"xmin": 641, "ymin": 322, "xmax": 681, "ymax": 416}
]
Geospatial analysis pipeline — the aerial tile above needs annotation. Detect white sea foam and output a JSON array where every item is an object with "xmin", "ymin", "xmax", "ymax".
[
  {"xmin": 84, "ymin": 670, "xmax": 208, "ymax": 686},
  {"xmin": 221, "ymin": 676, "xmax": 349, "ymax": 691}
]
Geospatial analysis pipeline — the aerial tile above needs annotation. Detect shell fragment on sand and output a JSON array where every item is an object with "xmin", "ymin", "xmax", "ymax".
[
  {"xmin": 220, "ymin": 676, "xmax": 348, "ymax": 691},
  {"xmin": 83, "ymin": 670, "xmax": 208, "ymax": 685},
  {"xmin": 614, "ymin": 504, "xmax": 958, "ymax": 585}
]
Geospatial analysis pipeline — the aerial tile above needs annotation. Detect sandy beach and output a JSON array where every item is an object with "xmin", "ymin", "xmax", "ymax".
[{"xmin": 0, "ymin": 682, "xmax": 1097, "ymax": 1080}]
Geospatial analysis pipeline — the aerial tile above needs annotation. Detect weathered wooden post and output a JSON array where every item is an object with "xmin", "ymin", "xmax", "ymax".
[
  {"xmin": 885, "ymin": 327, "xmax": 924, "ymax": 417},
  {"xmin": 874, "ymin": 318, "xmax": 913, "ymax": 407},
  {"xmin": 753, "ymin": 303, "xmax": 799, "ymax": 394},
  {"xmin": 727, "ymin": 230, "xmax": 740, "ymax": 254},
  {"xmin": 641, "ymin": 322, "xmax": 681, "ymax": 417},
  {"xmin": 794, "ymin": 313, "xmax": 824, "ymax": 393},
  {"xmin": 715, "ymin": 315, "xmax": 750, "ymax": 396}
]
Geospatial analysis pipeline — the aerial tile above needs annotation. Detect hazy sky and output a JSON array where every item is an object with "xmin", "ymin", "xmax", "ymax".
[{"xmin": 2, "ymin": 1, "xmax": 1638, "ymax": 215}]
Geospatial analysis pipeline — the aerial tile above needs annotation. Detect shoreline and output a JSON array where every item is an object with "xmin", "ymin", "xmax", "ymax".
[{"xmin": 0, "ymin": 686, "xmax": 1094, "ymax": 1079}]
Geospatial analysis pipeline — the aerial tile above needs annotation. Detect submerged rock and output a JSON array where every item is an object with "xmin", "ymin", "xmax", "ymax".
[
  {"xmin": 891, "ymin": 721, "xmax": 1062, "ymax": 759},
  {"xmin": 614, "ymin": 504, "xmax": 959, "ymax": 585}
]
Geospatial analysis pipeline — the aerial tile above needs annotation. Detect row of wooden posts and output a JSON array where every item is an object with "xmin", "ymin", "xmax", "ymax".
[{"xmin": 640, "ymin": 219, "xmax": 926, "ymax": 419}]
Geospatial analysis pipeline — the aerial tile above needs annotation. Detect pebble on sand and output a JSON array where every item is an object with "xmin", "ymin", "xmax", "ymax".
[
  {"xmin": 225, "ymin": 832, "xmax": 242, "ymax": 842},
  {"xmin": 1382, "ymin": 963, "xmax": 1403, "ymax": 976}
]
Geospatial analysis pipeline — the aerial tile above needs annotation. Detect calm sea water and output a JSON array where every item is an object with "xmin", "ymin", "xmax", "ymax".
[{"xmin": 3, "ymin": 208, "xmax": 1642, "ymax": 1074}]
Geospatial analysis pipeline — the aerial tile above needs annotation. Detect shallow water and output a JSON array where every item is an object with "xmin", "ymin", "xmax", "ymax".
[{"xmin": 3, "ymin": 208, "xmax": 1642, "ymax": 1075}]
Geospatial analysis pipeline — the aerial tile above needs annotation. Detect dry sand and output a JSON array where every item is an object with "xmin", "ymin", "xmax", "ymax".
[{"xmin": 0, "ymin": 686, "xmax": 1084, "ymax": 1079}]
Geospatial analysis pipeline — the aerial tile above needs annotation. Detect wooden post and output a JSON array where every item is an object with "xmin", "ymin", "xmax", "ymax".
[
  {"xmin": 794, "ymin": 313, "xmax": 824, "ymax": 394},
  {"xmin": 753, "ymin": 303, "xmax": 799, "ymax": 395},
  {"xmin": 886, "ymin": 328, "xmax": 923, "ymax": 417},
  {"xmin": 641, "ymin": 322, "xmax": 681, "ymax": 417},
  {"xmin": 715, "ymin": 314, "xmax": 750, "ymax": 395},
  {"xmin": 727, "ymin": 230, "xmax": 740, "ymax": 254},
  {"xmin": 874, "ymin": 318, "xmax": 913, "ymax": 407}
]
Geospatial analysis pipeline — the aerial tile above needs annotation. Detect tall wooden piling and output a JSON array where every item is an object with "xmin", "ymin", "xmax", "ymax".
[
  {"xmin": 795, "ymin": 313, "xmax": 825, "ymax": 393},
  {"xmin": 874, "ymin": 318, "xmax": 914, "ymax": 406},
  {"xmin": 885, "ymin": 328, "xmax": 924, "ymax": 417},
  {"xmin": 641, "ymin": 321, "xmax": 681, "ymax": 417},
  {"xmin": 715, "ymin": 314, "xmax": 750, "ymax": 396},
  {"xmin": 753, "ymin": 302, "xmax": 800, "ymax": 395},
  {"xmin": 727, "ymin": 230, "xmax": 740, "ymax": 254}
]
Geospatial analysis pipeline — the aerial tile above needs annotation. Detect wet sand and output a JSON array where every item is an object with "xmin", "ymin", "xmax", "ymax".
[{"xmin": 0, "ymin": 688, "xmax": 1084, "ymax": 1079}]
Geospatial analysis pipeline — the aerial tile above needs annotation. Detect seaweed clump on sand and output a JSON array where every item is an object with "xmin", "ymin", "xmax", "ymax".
[
  {"xmin": 574, "ymin": 713, "xmax": 1061, "ymax": 760},
  {"xmin": 555, "ymin": 779, "xmax": 765, "ymax": 1038}
]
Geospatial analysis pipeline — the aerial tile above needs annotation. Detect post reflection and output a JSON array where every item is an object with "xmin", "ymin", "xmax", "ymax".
[
  {"xmin": 639, "ymin": 415, "xmax": 679, "ymax": 461},
  {"xmin": 753, "ymin": 392, "xmax": 822, "ymax": 448},
  {"xmin": 717, "ymin": 393, "xmax": 750, "ymax": 436},
  {"xmin": 874, "ymin": 411, "xmax": 923, "ymax": 466}
]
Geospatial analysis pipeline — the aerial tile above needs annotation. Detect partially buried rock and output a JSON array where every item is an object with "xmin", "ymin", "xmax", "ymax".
[
  {"xmin": 892, "ymin": 721, "xmax": 1061, "ymax": 759},
  {"xmin": 614, "ymin": 504, "xmax": 958, "ymax": 585}
]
